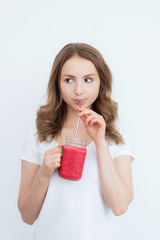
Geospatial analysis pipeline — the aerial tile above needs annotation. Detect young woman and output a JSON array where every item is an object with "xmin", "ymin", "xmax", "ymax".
[{"xmin": 18, "ymin": 43, "xmax": 134, "ymax": 240}]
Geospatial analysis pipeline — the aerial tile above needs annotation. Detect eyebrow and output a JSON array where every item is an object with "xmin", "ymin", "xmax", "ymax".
[{"xmin": 61, "ymin": 74, "xmax": 97, "ymax": 78}]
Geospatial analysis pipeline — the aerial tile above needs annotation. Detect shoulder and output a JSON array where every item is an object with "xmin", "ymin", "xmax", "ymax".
[
  {"xmin": 27, "ymin": 123, "xmax": 57, "ymax": 148},
  {"xmin": 107, "ymin": 121, "xmax": 134, "ymax": 161},
  {"xmin": 20, "ymin": 123, "xmax": 58, "ymax": 165}
]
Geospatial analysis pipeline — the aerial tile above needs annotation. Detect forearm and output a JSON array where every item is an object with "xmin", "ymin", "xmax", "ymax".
[
  {"xmin": 96, "ymin": 140, "xmax": 133, "ymax": 216},
  {"xmin": 18, "ymin": 169, "xmax": 50, "ymax": 225}
]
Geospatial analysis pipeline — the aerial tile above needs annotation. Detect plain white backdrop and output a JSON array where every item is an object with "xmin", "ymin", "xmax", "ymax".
[{"xmin": 0, "ymin": 0, "xmax": 160, "ymax": 239}]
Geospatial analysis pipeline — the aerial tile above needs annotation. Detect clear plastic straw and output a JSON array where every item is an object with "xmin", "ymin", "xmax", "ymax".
[{"xmin": 74, "ymin": 101, "xmax": 81, "ymax": 138}]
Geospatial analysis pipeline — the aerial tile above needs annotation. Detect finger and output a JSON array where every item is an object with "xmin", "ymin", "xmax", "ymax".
[
  {"xmin": 58, "ymin": 143, "xmax": 63, "ymax": 148},
  {"xmin": 80, "ymin": 115, "xmax": 88, "ymax": 126},
  {"xmin": 46, "ymin": 146, "xmax": 62, "ymax": 155},
  {"xmin": 52, "ymin": 151, "xmax": 63, "ymax": 159},
  {"xmin": 44, "ymin": 152, "xmax": 62, "ymax": 163},
  {"xmin": 52, "ymin": 161, "xmax": 61, "ymax": 168},
  {"xmin": 85, "ymin": 114, "xmax": 97, "ymax": 125},
  {"xmin": 88, "ymin": 118, "xmax": 104, "ymax": 127},
  {"xmin": 78, "ymin": 110, "xmax": 100, "ymax": 120},
  {"xmin": 52, "ymin": 162, "xmax": 61, "ymax": 171},
  {"xmin": 83, "ymin": 113, "xmax": 103, "ymax": 125},
  {"xmin": 48, "ymin": 152, "xmax": 62, "ymax": 160},
  {"xmin": 47, "ymin": 158, "xmax": 61, "ymax": 168},
  {"xmin": 78, "ymin": 109, "xmax": 94, "ymax": 116}
]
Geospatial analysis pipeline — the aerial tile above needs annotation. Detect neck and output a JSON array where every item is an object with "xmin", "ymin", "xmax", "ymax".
[
  {"xmin": 55, "ymin": 105, "xmax": 92, "ymax": 145},
  {"xmin": 63, "ymin": 106, "xmax": 87, "ymax": 134}
]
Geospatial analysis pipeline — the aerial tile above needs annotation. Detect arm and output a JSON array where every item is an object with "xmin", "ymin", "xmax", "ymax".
[
  {"xmin": 96, "ymin": 139, "xmax": 134, "ymax": 216},
  {"xmin": 18, "ymin": 145, "xmax": 62, "ymax": 225},
  {"xmin": 78, "ymin": 108, "xmax": 134, "ymax": 216},
  {"xmin": 18, "ymin": 161, "xmax": 49, "ymax": 225}
]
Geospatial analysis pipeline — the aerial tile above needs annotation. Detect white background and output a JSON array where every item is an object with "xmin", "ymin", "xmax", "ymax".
[{"xmin": 0, "ymin": 0, "xmax": 160, "ymax": 239}]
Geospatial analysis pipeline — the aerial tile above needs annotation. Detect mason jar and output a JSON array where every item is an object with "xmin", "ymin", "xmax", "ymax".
[{"xmin": 59, "ymin": 136, "xmax": 87, "ymax": 180}]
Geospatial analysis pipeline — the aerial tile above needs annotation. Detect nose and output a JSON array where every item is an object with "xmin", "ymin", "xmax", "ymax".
[{"xmin": 75, "ymin": 81, "xmax": 83, "ymax": 95}]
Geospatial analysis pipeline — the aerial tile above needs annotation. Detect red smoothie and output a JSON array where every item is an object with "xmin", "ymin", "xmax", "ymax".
[{"xmin": 59, "ymin": 145, "xmax": 87, "ymax": 180}]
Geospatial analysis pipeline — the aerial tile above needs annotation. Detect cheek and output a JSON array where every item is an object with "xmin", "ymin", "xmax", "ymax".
[
  {"xmin": 96, "ymin": 84, "xmax": 100, "ymax": 96},
  {"xmin": 89, "ymin": 83, "xmax": 100, "ymax": 99},
  {"xmin": 60, "ymin": 84, "xmax": 72, "ymax": 101},
  {"xmin": 93, "ymin": 89, "xmax": 99, "ymax": 100},
  {"xmin": 60, "ymin": 83, "xmax": 67, "ymax": 96},
  {"xmin": 61, "ymin": 91, "xmax": 68, "ymax": 100}
]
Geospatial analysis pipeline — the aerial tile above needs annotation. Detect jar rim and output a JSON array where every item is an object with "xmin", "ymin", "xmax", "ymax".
[{"xmin": 66, "ymin": 136, "xmax": 87, "ymax": 148}]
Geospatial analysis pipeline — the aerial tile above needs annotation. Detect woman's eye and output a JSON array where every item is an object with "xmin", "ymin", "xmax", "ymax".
[
  {"xmin": 85, "ymin": 78, "xmax": 92, "ymax": 83},
  {"xmin": 65, "ymin": 78, "xmax": 73, "ymax": 83}
]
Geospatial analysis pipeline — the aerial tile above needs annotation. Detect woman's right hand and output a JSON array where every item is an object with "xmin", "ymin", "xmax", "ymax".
[{"xmin": 39, "ymin": 144, "xmax": 63, "ymax": 179}]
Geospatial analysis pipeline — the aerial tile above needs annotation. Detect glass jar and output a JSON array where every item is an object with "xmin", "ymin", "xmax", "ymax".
[{"xmin": 59, "ymin": 136, "xmax": 87, "ymax": 180}]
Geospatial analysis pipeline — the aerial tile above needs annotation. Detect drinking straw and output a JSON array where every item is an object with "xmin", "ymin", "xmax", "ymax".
[{"xmin": 74, "ymin": 101, "xmax": 81, "ymax": 138}]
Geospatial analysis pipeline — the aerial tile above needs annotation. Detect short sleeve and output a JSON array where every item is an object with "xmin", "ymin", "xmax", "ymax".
[
  {"xmin": 20, "ymin": 128, "xmax": 41, "ymax": 165},
  {"xmin": 108, "ymin": 123, "xmax": 134, "ymax": 162}
]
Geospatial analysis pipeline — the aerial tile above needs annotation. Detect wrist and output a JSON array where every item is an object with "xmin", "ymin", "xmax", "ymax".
[
  {"xmin": 38, "ymin": 167, "xmax": 51, "ymax": 183},
  {"xmin": 94, "ymin": 138, "xmax": 108, "ymax": 148}
]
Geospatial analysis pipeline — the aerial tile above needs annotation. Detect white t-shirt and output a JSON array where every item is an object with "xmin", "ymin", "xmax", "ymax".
[{"xmin": 20, "ymin": 124, "xmax": 134, "ymax": 240}]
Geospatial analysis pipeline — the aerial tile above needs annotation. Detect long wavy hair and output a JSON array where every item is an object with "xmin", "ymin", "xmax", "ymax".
[{"xmin": 36, "ymin": 43, "xmax": 124, "ymax": 144}]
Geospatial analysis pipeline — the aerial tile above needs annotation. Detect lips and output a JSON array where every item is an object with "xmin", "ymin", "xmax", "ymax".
[{"xmin": 73, "ymin": 99, "xmax": 86, "ymax": 105}]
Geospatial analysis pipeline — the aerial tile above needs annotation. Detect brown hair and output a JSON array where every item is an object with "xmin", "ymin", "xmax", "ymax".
[{"xmin": 36, "ymin": 43, "xmax": 124, "ymax": 144}]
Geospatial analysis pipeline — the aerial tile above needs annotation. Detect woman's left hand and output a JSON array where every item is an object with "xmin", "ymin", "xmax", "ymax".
[{"xmin": 78, "ymin": 108, "xmax": 106, "ymax": 144}]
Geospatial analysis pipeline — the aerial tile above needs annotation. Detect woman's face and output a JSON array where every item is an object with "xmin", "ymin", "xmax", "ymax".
[{"xmin": 60, "ymin": 56, "xmax": 100, "ymax": 111}]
